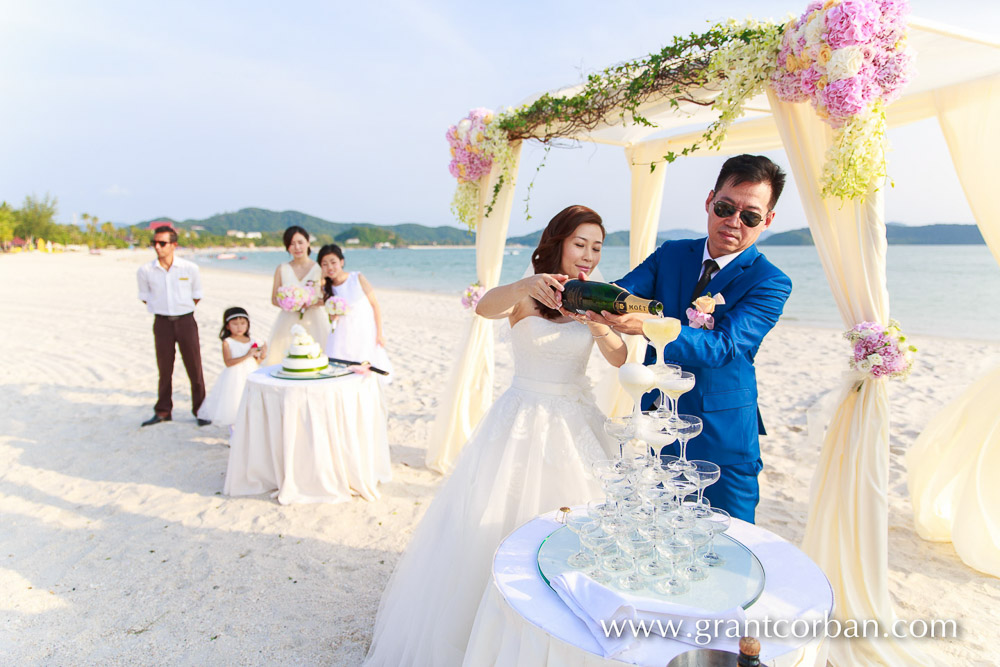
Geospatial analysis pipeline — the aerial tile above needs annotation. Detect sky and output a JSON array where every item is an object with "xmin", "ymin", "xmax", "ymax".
[{"xmin": 1, "ymin": 0, "xmax": 998, "ymax": 236}]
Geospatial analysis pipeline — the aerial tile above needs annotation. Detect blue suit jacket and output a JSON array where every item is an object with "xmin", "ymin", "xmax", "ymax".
[{"xmin": 615, "ymin": 238, "xmax": 792, "ymax": 466}]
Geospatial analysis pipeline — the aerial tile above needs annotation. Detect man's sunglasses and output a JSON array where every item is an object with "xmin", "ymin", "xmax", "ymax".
[
  {"xmin": 712, "ymin": 200, "xmax": 767, "ymax": 228},
  {"xmin": 150, "ymin": 240, "xmax": 174, "ymax": 248}
]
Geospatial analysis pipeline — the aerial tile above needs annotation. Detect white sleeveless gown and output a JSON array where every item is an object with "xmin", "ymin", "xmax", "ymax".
[
  {"xmin": 324, "ymin": 271, "xmax": 393, "ymax": 379},
  {"xmin": 365, "ymin": 316, "xmax": 615, "ymax": 666}
]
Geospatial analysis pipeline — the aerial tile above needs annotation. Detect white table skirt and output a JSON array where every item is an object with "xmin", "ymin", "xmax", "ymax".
[
  {"xmin": 465, "ymin": 513, "xmax": 832, "ymax": 666},
  {"xmin": 223, "ymin": 365, "xmax": 391, "ymax": 504}
]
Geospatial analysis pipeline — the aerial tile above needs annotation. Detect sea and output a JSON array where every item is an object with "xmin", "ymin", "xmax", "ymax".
[{"xmin": 190, "ymin": 245, "xmax": 1000, "ymax": 341}]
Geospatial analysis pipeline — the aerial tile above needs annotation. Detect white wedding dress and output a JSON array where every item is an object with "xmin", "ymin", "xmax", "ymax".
[{"xmin": 366, "ymin": 316, "xmax": 615, "ymax": 667}]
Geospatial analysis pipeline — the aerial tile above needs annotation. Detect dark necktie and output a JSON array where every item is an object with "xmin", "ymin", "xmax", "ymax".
[{"xmin": 690, "ymin": 259, "xmax": 719, "ymax": 303}]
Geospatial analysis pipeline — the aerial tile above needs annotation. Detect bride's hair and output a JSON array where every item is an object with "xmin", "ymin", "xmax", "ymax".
[{"xmin": 531, "ymin": 205, "xmax": 605, "ymax": 320}]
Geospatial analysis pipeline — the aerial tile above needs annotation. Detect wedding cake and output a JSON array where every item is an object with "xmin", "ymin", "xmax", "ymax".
[{"xmin": 281, "ymin": 324, "xmax": 329, "ymax": 374}]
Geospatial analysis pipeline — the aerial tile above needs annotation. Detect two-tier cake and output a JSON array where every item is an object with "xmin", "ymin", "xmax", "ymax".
[{"xmin": 281, "ymin": 324, "xmax": 329, "ymax": 374}]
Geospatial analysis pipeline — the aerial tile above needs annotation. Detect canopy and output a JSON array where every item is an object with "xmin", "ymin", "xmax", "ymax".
[{"xmin": 429, "ymin": 17, "xmax": 1000, "ymax": 667}]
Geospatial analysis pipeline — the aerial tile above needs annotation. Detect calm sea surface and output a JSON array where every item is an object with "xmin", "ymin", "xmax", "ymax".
[{"xmin": 191, "ymin": 245, "xmax": 1000, "ymax": 341}]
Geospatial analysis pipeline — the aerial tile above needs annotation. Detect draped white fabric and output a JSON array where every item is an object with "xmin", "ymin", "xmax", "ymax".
[
  {"xmin": 906, "ymin": 74, "xmax": 1000, "ymax": 577},
  {"xmin": 223, "ymin": 368, "xmax": 391, "ymax": 504},
  {"xmin": 426, "ymin": 142, "xmax": 523, "ymax": 473},
  {"xmin": 768, "ymin": 91, "xmax": 931, "ymax": 666}
]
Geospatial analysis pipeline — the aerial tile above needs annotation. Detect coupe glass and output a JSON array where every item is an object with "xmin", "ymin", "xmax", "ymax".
[
  {"xmin": 659, "ymin": 371, "xmax": 695, "ymax": 429},
  {"xmin": 618, "ymin": 530, "xmax": 654, "ymax": 591},
  {"xmin": 667, "ymin": 415, "xmax": 703, "ymax": 473},
  {"xmin": 699, "ymin": 508, "xmax": 731, "ymax": 567},
  {"xmin": 682, "ymin": 459, "xmax": 720, "ymax": 519},
  {"xmin": 619, "ymin": 363, "xmax": 657, "ymax": 423},
  {"xmin": 565, "ymin": 512, "xmax": 598, "ymax": 568},
  {"xmin": 638, "ymin": 523, "xmax": 672, "ymax": 577},
  {"xmin": 652, "ymin": 536, "xmax": 693, "ymax": 596},
  {"xmin": 603, "ymin": 415, "xmax": 636, "ymax": 459},
  {"xmin": 642, "ymin": 317, "xmax": 682, "ymax": 367},
  {"xmin": 650, "ymin": 363, "xmax": 681, "ymax": 419},
  {"xmin": 677, "ymin": 525, "xmax": 713, "ymax": 581},
  {"xmin": 640, "ymin": 411, "xmax": 677, "ymax": 462},
  {"xmin": 581, "ymin": 530, "xmax": 615, "ymax": 584},
  {"xmin": 601, "ymin": 518, "xmax": 635, "ymax": 573}
]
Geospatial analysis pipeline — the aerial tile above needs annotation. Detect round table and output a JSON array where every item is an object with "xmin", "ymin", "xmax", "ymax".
[
  {"xmin": 223, "ymin": 365, "xmax": 391, "ymax": 504},
  {"xmin": 465, "ymin": 512, "xmax": 833, "ymax": 666}
]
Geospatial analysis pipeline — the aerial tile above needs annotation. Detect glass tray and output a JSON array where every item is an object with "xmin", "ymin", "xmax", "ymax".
[{"xmin": 538, "ymin": 525, "xmax": 765, "ymax": 611}]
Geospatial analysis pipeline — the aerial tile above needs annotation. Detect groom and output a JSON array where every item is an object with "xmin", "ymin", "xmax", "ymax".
[{"xmin": 592, "ymin": 155, "xmax": 791, "ymax": 523}]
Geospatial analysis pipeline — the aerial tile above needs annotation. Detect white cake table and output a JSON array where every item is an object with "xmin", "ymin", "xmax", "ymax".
[
  {"xmin": 465, "ymin": 512, "xmax": 833, "ymax": 666},
  {"xmin": 223, "ymin": 365, "xmax": 391, "ymax": 504}
]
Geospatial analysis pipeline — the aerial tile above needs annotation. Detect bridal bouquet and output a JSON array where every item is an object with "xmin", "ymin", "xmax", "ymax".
[
  {"xmin": 461, "ymin": 281, "xmax": 486, "ymax": 311},
  {"xmin": 770, "ymin": 0, "xmax": 913, "ymax": 199},
  {"xmin": 844, "ymin": 319, "xmax": 916, "ymax": 380},
  {"xmin": 325, "ymin": 295, "xmax": 348, "ymax": 318},
  {"xmin": 277, "ymin": 285, "xmax": 316, "ymax": 319}
]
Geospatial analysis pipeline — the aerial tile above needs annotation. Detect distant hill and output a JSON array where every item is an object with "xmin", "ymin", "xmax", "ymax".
[
  {"xmin": 506, "ymin": 228, "xmax": 703, "ymax": 247},
  {"xmin": 761, "ymin": 223, "xmax": 983, "ymax": 246},
  {"xmin": 138, "ymin": 208, "xmax": 475, "ymax": 246}
]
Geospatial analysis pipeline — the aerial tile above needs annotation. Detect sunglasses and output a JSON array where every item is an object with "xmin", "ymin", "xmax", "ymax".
[
  {"xmin": 713, "ymin": 200, "xmax": 767, "ymax": 228},
  {"xmin": 151, "ymin": 240, "xmax": 174, "ymax": 248}
]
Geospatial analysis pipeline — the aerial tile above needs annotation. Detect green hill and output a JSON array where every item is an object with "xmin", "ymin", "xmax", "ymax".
[{"xmin": 761, "ymin": 223, "xmax": 984, "ymax": 246}]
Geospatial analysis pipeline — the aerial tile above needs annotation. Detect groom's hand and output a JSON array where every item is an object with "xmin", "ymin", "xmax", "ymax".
[{"xmin": 585, "ymin": 310, "xmax": 650, "ymax": 336}]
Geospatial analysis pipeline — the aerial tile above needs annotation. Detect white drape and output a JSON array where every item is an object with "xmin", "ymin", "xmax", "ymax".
[
  {"xmin": 906, "ymin": 74, "xmax": 1000, "ymax": 577},
  {"xmin": 426, "ymin": 142, "xmax": 523, "ymax": 474},
  {"xmin": 768, "ymin": 91, "xmax": 931, "ymax": 666}
]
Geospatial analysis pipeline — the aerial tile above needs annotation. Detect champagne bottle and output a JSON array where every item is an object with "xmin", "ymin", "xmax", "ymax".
[
  {"xmin": 737, "ymin": 636, "xmax": 761, "ymax": 666},
  {"xmin": 561, "ymin": 280, "xmax": 663, "ymax": 316}
]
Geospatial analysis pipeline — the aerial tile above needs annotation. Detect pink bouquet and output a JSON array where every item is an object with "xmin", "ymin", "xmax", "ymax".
[
  {"xmin": 276, "ymin": 285, "xmax": 316, "ymax": 319},
  {"xmin": 844, "ymin": 319, "xmax": 916, "ymax": 380},
  {"xmin": 325, "ymin": 295, "xmax": 348, "ymax": 318},
  {"xmin": 461, "ymin": 281, "xmax": 486, "ymax": 311},
  {"xmin": 771, "ymin": 0, "xmax": 913, "ymax": 128},
  {"xmin": 446, "ymin": 108, "xmax": 495, "ymax": 183}
]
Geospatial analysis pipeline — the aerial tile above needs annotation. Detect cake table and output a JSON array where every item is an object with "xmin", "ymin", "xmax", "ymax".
[{"xmin": 223, "ymin": 365, "xmax": 391, "ymax": 504}]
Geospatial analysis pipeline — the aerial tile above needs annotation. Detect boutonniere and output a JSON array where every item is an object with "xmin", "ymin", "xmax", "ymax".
[{"xmin": 686, "ymin": 293, "xmax": 725, "ymax": 330}]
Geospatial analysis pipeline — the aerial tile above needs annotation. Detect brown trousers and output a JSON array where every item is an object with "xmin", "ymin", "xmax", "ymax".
[{"xmin": 153, "ymin": 313, "xmax": 206, "ymax": 417}]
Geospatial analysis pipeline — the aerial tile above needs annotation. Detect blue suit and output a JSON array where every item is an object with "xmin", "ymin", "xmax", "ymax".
[{"xmin": 615, "ymin": 238, "xmax": 792, "ymax": 523}]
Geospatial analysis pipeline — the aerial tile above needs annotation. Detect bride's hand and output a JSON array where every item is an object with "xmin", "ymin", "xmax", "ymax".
[{"xmin": 523, "ymin": 273, "xmax": 568, "ymax": 310}]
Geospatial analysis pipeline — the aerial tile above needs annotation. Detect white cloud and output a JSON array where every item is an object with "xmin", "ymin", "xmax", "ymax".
[{"xmin": 104, "ymin": 184, "xmax": 130, "ymax": 197}]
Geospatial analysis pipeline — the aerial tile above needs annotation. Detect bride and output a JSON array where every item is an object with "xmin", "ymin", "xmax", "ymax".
[{"xmin": 365, "ymin": 205, "xmax": 626, "ymax": 666}]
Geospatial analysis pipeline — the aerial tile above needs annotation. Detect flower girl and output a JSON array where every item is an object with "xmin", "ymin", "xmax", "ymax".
[
  {"xmin": 317, "ymin": 244, "xmax": 393, "ymax": 380},
  {"xmin": 197, "ymin": 307, "xmax": 266, "ymax": 427}
]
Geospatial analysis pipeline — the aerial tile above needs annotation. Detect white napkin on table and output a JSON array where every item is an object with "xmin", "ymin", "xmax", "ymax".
[{"xmin": 549, "ymin": 570, "xmax": 746, "ymax": 658}]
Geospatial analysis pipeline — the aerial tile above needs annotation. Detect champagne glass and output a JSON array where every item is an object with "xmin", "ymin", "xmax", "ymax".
[
  {"xmin": 699, "ymin": 508, "xmax": 731, "ymax": 567},
  {"xmin": 602, "ymin": 517, "xmax": 635, "ymax": 574},
  {"xmin": 618, "ymin": 362, "xmax": 657, "ymax": 422},
  {"xmin": 642, "ymin": 316, "xmax": 682, "ymax": 367},
  {"xmin": 640, "ymin": 411, "xmax": 677, "ymax": 463},
  {"xmin": 581, "ymin": 530, "xmax": 615, "ymax": 584},
  {"xmin": 682, "ymin": 459, "xmax": 720, "ymax": 519},
  {"xmin": 659, "ymin": 371, "xmax": 695, "ymax": 427},
  {"xmin": 652, "ymin": 536, "xmax": 692, "ymax": 596},
  {"xmin": 668, "ymin": 415, "xmax": 703, "ymax": 473},
  {"xmin": 565, "ymin": 512, "xmax": 598, "ymax": 568},
  {"xmin": 618, "ymin": 529, "xmax": 654, "ymax": 591},
  {"xmin": 638, "ymin": 523, "xmax": 672, "ymax": 577},
  {"xmin": 603, "ymin": 415, "xmax": 636, "ymax": 459},
  {"xmin": 651, "ymin": 364, "xmax": 681, "ymax": 419},
  {"xmin": 677, "ymin": 525, "xmax": 713, "ymax": 581}
]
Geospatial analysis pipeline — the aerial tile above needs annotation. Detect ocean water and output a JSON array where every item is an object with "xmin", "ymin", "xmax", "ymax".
[{"xmin": 190, "ymin": 244, "xmax": 1000, "ymax": 341}]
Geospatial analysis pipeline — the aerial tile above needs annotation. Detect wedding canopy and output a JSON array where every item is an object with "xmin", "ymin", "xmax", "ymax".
[{"xmin": 429, "ymin": 16, "xmax": 1000, "ymax": 667}]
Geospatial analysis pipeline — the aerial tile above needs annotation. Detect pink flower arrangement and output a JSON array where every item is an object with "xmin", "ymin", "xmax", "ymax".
[
  {"xmin": 277, "ymin": 285, "xmax": 316, "ymax": 319},
  {"xmin": 446, "ymin": 108, "xmax": 495, "ymax": 183},
  {"xmin": 771, "ymin": 0, "xmax": 913, "ymax": 128},
  {"xmin": 461, "ymin": 281, "xmax": 486, "ymax": 311},
  {"xmin": 324, "ymin": 295, "xmax": 348, "ymax": 318},
  {"xmin": 844, "ymin": 319, "xmax": 916, "ymax": 380}
]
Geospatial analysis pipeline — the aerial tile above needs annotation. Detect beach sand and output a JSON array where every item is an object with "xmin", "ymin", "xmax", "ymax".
[{"xmin": 1, "ymin": 251, "xmax": 997, "ymax": 665}]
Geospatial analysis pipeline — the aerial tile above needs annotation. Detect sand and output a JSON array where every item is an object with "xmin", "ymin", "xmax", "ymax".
[{"xmin": 1, "ymin": 250, "xmax": 997, "ymax": 665}]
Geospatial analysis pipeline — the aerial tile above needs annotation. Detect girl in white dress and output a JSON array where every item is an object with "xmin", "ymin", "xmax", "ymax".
[
  {"xmin": 264, "ymin": 226, "xmax": 330, "ymax": 365},
  {"xmin": 365, "ymin": 205, "xmax": 626, "ymax": 666},
  {"xmin": 317, "ymin": 244, "xmax": 393, "ymax": 379},
  {"xmin": 197, "ymin": 307, "xmax": 265, "ymax": 427}
]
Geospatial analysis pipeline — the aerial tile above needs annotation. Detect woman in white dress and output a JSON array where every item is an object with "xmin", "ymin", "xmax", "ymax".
[
  {"xmin": 263, "ymin": 226, "xmax": 330, "ymax": 365},
  {"xmin": 316, "ymin": 244, "xmax": 393, "ymax": 379},
  {"xmin": 365, "ymin": 205, "xmax": 626, "ymax": 666}
]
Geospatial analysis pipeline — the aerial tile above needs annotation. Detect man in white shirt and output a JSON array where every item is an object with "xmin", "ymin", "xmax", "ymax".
[{"xmin": 136, "ymin": 225, "xmax": 209, "ymax": 427}]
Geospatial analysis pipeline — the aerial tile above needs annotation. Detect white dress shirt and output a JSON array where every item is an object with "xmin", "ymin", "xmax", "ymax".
[
  {"xmin": 137, "ymin": 257, "xmax": 203, "ymax": 315},
  {"xmin": 701, "ymin": 241, "xmax": 746, "ymax": 281}
]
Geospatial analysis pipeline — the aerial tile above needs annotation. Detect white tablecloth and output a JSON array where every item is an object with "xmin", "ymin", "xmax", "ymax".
[
  {"xmin": 223, "ymin": 365, "xmax": 391, "ymax": 504},
  {"xmin": 465, "ymin": 513, "xmax": 833, "ymax": 666}
]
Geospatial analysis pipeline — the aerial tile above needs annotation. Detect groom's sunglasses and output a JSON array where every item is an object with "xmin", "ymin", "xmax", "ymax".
[
  {"xmin": 150, "ymin": 240, "xmax": 174, "ymax": 247},
  {"xmin": 712, "ymin": 200, "xmax": 766, "ymax": 228}
]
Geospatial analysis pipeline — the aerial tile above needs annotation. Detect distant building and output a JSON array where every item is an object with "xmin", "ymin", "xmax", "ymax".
[
  {"xmin": 191, "ymin": 225, "xmax": 206, "ymax": 232},
  {"xmin": 246, "ymin": 231, "xmax": 262, "ymax": 239},
  {"xmin": 226, "ymin": 230, "xmax": 247, "ymax": 238},
  {"xmin": 345, "ymin": 238, "xmax": 360, "ymax": 245}
]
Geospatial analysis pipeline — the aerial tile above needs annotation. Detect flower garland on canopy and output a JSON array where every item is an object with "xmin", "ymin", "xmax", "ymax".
[
  {"xmin": 445, "ymin": 0, "xmax": 913, "ymax": 228},
  {"xmin": 770, "ymin": 0, "xmax": 913, "ymax": 199},
  {"xmin": 845, "ymin": 319, "xmax": 916, "ymax": 383}
]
